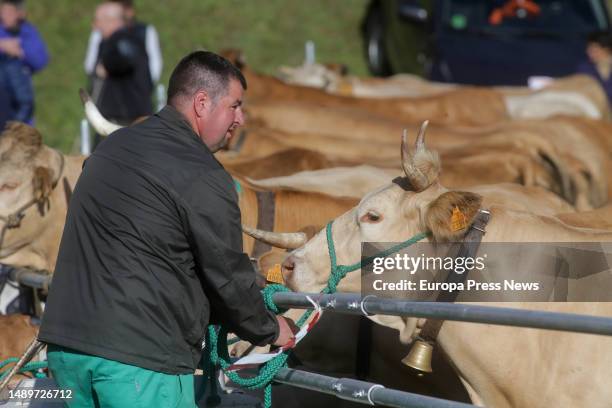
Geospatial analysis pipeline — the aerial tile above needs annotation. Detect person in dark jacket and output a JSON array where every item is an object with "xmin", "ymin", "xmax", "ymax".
[
  {"xmin": 39, "ymin": 50, "xmax": 297, "ymax": 408},
  {"xmin": 0, "ymin": 0, "xmax": 49, "ymax": 125},
  {"xmin": 90, "ymin": 2, "xmax": 152, "ymax": 148},
  {"xmin": 85, "ymin": 0, "xmax": 163, "ymax": 87},
  {"xmin": 577, "ymin": 31, "xmax": 612, "ymax": 105}
]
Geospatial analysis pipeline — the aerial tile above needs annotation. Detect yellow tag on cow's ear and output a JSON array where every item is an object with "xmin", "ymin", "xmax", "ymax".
[
  {"xmin": 336, "ymin": 79, "xmax": 354, "ymax": 96},
  {"xmin": 450, "ymin": 206, "xmax": 467, "ymax": 232},
  {"xmin": 266, "ymin": 264, "xmax": 284, "ymax": 284}
]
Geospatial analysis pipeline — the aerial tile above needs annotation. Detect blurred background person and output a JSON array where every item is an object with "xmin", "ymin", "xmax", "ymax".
[
  {"xmin": 577, "ymin": 31, "xmax": 612, "ymax": 105},
  {"xmin": 0, "ymin": 0, "xmax": 48, "ymax": 125},
  {"xmin": 84, "ymin": 0, "xmax": 162, "ymax": 98},
  {"xmin": 89, "ymin": 1, "xmax": 153, "ymax": 148}
]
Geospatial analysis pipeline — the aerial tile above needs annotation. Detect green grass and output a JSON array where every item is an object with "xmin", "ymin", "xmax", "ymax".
[{"xmin": 26, "ymin": 0, "xmax": 370, "ymax": 152}]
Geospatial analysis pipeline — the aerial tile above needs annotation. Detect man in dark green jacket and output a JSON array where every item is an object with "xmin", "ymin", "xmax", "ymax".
[{"xmin": 39, "ymin": 50, "xmax": 296, "ymax": 407}]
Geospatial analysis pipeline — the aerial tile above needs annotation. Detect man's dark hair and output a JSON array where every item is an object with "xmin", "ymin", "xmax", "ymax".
[
  {"xmin": 167, "ymin": 51, "xmax": 247, "ymax": 107},
  {"xmin": 588, "ymin": 31, "xmax": 612, "ymax": 50}
]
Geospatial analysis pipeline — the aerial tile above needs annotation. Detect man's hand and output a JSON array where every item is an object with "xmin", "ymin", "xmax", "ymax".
[
  {"xmin": 0, "ymin": 38, "xmax": 23, "ymax": 58},
  {"xmin": 272, "ymin": 315, "xmax": 299, "ymax": 347},
  {"xmin": 95, "ymin": 63, "xmax": 108, "ymax": 78}
]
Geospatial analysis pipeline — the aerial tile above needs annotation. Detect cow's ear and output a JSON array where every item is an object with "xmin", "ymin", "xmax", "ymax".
[
  {"xmin": 219, "ymin": 48, "xmax": 246, "ymax": 70},
  {"xmin": 32, "ymin": 166, "xmax": 53, "ymax": 214},
  {"xmin": 424, "ymin": 191, "xmax": 482, "ymax": 241},
  {"xmin": 3, "ymin": 122, "xmax": 42, "ymax": 157}
]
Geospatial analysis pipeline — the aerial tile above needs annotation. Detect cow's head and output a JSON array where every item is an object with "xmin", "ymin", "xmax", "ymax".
[
  {"xmin": 0, "ymin": 122, "xmax": 63, "ymax": 254},
  {"xmin": 280, "ymin": 122, "xmax": 483, "ymax": 295},
  {"xmin": 277, "ymin": 63, "xmax": 348, "ymax": 90}
]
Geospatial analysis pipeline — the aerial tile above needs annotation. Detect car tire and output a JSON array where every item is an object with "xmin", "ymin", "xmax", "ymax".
[{"xmin": 364, "ymin": 5, "xmax": 392, "ymax": 77}]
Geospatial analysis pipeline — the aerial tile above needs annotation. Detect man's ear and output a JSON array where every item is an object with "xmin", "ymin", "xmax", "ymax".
[
  {"xmin": 193, "ymin": 90, "xmax": 210, "ymax": 117},
  {"xmin": 424, "ymin": 191, "xmax": 483, "ymax": 241}
]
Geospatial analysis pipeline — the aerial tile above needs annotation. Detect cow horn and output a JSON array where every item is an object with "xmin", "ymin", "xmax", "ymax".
[
  {"xmin": 401, "ymin": 128, "xmax": 428, "ymax": 191},
  {"xmin": 79, "ymin": 88, "xmax": 123, "ymax": 136},
  {"xmin": 242, "ymin": 225, "xmax": 307, "ymax": 249},
  {"xmin": 401, "ymin": 121, "xmax": 440, "ymax": 191},
  {"xmin": 415, "ymin": 120, "xmax": 429, "ymax": 151}
]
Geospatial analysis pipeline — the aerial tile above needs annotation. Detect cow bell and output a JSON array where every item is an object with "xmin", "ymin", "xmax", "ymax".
[{"xmin": 402, "ymin": 340, "xmax": 433, "ymax": 374}]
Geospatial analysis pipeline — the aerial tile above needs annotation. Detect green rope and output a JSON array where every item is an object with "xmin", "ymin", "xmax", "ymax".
[
  {"xmin": 0, "ymin": 357, "xmax": 18, "ymax": 371},
  {"xmin": 0, "ymin": 358, "xmax": 48, "ymax": 381},
  {"xmin": 262, "ymin": 284, "xmax": 313, "ymax": 328},
  {"xmin": 205, "ymin": 221, "xmax": 427, "ymax": 407},
  {"xmin": 233, "ymin": 178, "xmax": 242, "ymax": 195},
  {"xmin": 262, "ymin": 284, "xmax": 290, "ymax": 314},
  {"xmin": 325, "ymin": 221, "xmax": 428, "ymax": 294},
  {"xmin": 206, "ymin": 285, "xmax": 314, "ymax": 408}
]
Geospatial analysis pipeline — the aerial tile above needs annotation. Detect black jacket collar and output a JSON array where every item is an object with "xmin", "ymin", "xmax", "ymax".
[{"xmin": 157, "ymin": 105, "xmax": 210, "ymax": 151}]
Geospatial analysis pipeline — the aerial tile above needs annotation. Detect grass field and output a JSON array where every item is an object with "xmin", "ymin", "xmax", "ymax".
[{"xmin": 26, "ymin": 0, "xmax": 370, "ymax": 152}]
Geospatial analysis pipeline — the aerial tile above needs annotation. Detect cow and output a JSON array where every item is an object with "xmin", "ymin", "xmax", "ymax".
[
  {"xmin": 248, "ymin": 167, "xmax": 575, "ymax": 215},
  {"xmin": 246, "ymin": 124, "xmax": 612, "ymax": 408},
  {"xmin": 498, "ymin": 75, "xmax": 610, "ymax": 120},
  {"xmin": 243, "ymin": 103, "xmax": 609, "ymax": 207},
  {"xmin": 557, "ymin": 205, "xmax": 612, "ymax": 229},
  {"xmin": 220, "ymin": 147, "xmax": 352, "ymax": 180},
  {"xmin": 221, "ymin": 49, "xmax": 509, "ymax": 127},
  {"xmin": 222, "ymin": 129, "xmax": 577, "ymax": 207},
  {"xmin": 277, "ymin": 63, "xmax": 455, "ymax": 98},
  {"xmin": 0, "ymin": 124, "xmax": 83, "ymax": 374},
  {"xmin": 0, "ymin": 314, "xmax": 40, "ymax": 389},
  {"xmin": 223, "ymin": 121, "xmax": 583, "ymax": 209},
  {"xmin": 0, "ymin": 314, "xmax": 38, "ymax": 361},
  {"xmin": 0, "ymin": 123, "xmax": 84, "ymax": 273},
  {"xmin": 277, "ymin": 63, "xmax": 608, "ymax": 120}
]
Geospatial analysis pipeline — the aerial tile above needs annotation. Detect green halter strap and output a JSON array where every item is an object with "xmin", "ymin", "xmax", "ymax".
[{"xmin": 324, "ymin": 221, "xmax": 428, "ymax": 294}]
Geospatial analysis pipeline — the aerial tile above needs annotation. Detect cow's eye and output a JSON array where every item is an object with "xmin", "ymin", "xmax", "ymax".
[
  {"xmin": 0, "ymin": 182, "xmax": 19, "ymax": 191},
  {"xmin": 360, "ymin": 211, "xmax": 382, "ymax": 223}
]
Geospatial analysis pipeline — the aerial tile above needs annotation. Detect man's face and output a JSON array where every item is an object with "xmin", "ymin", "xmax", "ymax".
[
  {"xmin": 93, "ymin": 4, "xmax": 124, "ymax": 39},
  {"xmin": 0, "ymin": 4, "xmax": 22, "ymax": 30},
  {"xmin": 198, "ymin": 79, "xmax": 245, "ymax": 152},
  {"xmin": 587, "ymin": 43, "xmax": 612, "ymax": 64}
]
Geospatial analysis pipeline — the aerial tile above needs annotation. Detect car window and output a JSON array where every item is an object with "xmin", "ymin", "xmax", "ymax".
[{"xmin": 441, "ymin": 0, "xmax": 608, "ymax": 35}]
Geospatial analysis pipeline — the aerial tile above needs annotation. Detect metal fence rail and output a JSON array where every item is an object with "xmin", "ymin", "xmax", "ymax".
[
  {"xmin": 274, "ymin": 367, "xmax": 476, "ymax": 408},
  {"xmin": 273, "ymin": 292, "xmax": 612, "ymax": 336}
]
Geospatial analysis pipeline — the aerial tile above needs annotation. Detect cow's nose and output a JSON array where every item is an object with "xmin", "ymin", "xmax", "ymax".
[{"xmin": 281, "ymin": 256, "xmax": 295, "ymax": 280}]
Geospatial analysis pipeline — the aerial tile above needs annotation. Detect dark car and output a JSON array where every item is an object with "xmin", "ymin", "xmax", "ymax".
[{"xmin": 362, "ymin": 0, "xmax": 611, "ymax": 85}]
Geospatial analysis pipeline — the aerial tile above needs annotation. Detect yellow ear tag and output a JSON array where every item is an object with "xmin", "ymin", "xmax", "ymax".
[
  {"xmin": 266, "ymin": 264, "xmax": 284, "ymax": 284},
  {"xmin": 336, "ymin": 79, "xmax": 354, "ymax": 96},
  {"xmin": 450, "ymin": 206, "xmax": 467, "ymax": 232}
]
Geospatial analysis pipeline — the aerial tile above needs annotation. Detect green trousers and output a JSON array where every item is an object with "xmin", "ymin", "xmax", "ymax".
[{"xmin": 47, "ymin": 344, "xmax": 197, "ymax": 408}]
